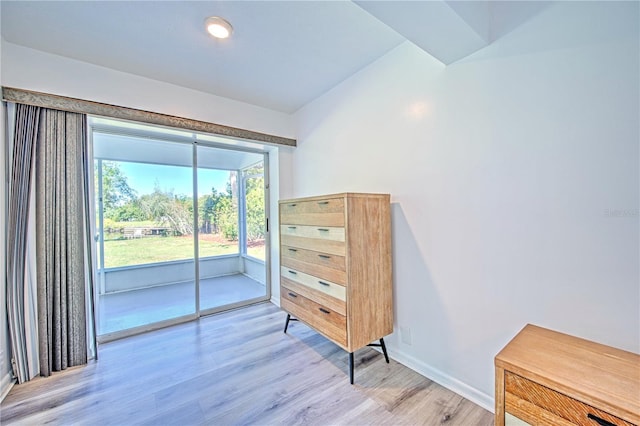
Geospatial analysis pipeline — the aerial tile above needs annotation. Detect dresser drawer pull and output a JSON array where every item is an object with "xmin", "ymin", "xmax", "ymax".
[
  {"xmin": 587, "ymin": 414, "xmax": 616, "ymax": 426},
  {"xmin": 319, "ymin": 308, "xmax": 330, "ymax": 314},
  {"xmin": 318, "ymin": 254, "xmax": 331, "ymax": 259},
  {"xmin": 288, "ymin": 248, "xmax": 298, "ymax": 252},
  {"xmin": 318, "ymin": 281, "xmax": 330, "ymax": 287},
  {"xmin": 317, "ymin": 228, "xmax": 329, "ymax": 232},
  {"xmin": 317, "ymin": 201, "xmax": 329, "ymax": 205},
  {"xmin": 289, "ymin": 203, "xmax": 297, "ymax": 207},
  {"xmin": 288, "ymin": 270, "xmax": 297, "ymax": 275},
  {"xmin": 288, "ymin": 226, "xmax": 297, "ymax": 229},
  {"xmin": 287, "ymin": 292, "xmax": 298, "ymax": 298}
]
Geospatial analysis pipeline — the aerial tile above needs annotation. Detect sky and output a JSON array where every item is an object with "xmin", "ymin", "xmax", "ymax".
[{"xmin": 119, "ymin": 162, "xmax": 230, "ymax": 197}]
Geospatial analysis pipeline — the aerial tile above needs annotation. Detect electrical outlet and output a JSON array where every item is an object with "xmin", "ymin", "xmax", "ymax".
[{"xmin": 400, "ymin": 326, "xmax": 412, "ymax": 345}]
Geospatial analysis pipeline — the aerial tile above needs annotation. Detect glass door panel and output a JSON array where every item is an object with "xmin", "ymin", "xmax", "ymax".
[
  {"xmin": 197, "ymin": 145, "xmax": 269, "ymax": 312},
  {"xmin": 242, "ymin": 164, "xmax": 266, "ymax": 261},
  {"xmin": 93, "ymin": 133, "xmax": 195, "ymax": 335}
]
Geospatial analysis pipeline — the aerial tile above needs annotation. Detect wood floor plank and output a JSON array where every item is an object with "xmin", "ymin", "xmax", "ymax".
[{"xmin": 0, "ymin": 302, "xmax": 492, "ymax": 425}]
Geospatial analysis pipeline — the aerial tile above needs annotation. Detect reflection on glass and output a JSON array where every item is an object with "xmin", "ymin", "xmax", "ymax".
[
  {"xmin": 243, "ymin": 164, "xmax": 266, "ymax": 261},
  {"xmin": 197, "ymin": 168, "xmax": 239, "ymax": 257},
  {"xmin": 197, "ymin": 145, "xmax": 267, "ymax": 311}
]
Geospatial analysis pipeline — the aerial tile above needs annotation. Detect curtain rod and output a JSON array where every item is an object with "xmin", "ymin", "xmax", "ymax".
[{"xmin": 2, "ymin": 86, "xmax": 297, "ymax": 147}]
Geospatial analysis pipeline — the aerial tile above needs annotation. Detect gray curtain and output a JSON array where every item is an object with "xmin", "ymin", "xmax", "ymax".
[
  {"xmin": 6, "ymin": 104, "xmax": 40, "ymax": 384},
  {"xmin": 6, "ymin": 103, "xmax": 95, "ymax": 381},
  {"xmin": 36, "ymin": 108, "xmax": 94, "ymax": 376}
]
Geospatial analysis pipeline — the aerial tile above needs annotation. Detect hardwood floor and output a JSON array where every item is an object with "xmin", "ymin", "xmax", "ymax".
[{"xmin": 0, "ymin": 302, "xmax": 493, "ymax": 425}]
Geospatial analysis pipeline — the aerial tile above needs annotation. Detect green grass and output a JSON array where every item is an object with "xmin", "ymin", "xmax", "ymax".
[
  {"xmin": 247, "ymin": 246, "xmax": 265, "ymax": 260},
  {"xmin": 102, "ymin": 235, "xmax": 265, "ymax": 268},
  {"xmin": 103, "ymin": 236, "xmax": 238, "ymax": 268}
]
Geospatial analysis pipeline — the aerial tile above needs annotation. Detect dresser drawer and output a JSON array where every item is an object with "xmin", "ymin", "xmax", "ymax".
[
  {"xmin": 281, "ymin": 289, "xmax": 347, "ymax": 347},
  {"xmin": 281, "ymin": 234, "xmax": 346, "ymax": 256},
  {"xmin": 281, "ymin": 225, "xmax": 345, "ymax": 241},
  {"xmin": 281, "ymin": 267, "xmax": 345, "ymax": 299},
  {"xmin": 280, "ymin": 198, "xmax": 344, "ymax": 227},
  {"xmin": 281, "ymin": 277, "xmax": 345, "ymax": 315},
  {"xmin": 505, "ymin": 372, "xmax": 634, "ymax": 426},
  {"xmin": 281, "ymin": 245, "xmax": 346, "ymax": 285}
]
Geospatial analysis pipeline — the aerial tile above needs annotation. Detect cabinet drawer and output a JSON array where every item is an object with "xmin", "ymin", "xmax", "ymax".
[
  {"xmin": 281, "ymin": 245, "xmax": 346, "ymax": 285},
  {"xmin": 505, "ymin": 372, "xmax": 633, "ymax": 426},
  {"xmin": 281, "ymin": 235, "xmax": 345, "ymax": 257},
  {"xmin": 281, "ymin": 278, "xmax": 345, "ymax": 315},
  {"xmin": 280, "ymin": 198, "xmax": 344, "ymax": 226},
  {"xmin": 281, "ymin": 267, "xmax": 346, "ymax": 299},
  {"xmin": 280, "ymin": 225, "xmax": 345, "ymax": 241},
  {"xmin": 281, "ymin": 245, "xmax": 346, "ymax": 271},
  {"xmin": 281, "ymin": 289, "xmax": 347, "ymax": 347}
]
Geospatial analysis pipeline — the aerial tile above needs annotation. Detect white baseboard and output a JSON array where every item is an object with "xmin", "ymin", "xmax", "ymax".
[
  {"xmin": 387, "ymin": 348, "xmax": 494, "ymax": 413},
  {"xmin": 267, "ymin": 297, "xmax": 492, "ymax": 412},
  {"xmin": 0, "ymin": 372, "xmax": 15, "ymax": 403}
]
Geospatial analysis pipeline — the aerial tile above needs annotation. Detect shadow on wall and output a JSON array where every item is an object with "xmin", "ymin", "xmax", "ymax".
[
  {"xmin": 458, "ymin": 1, "xmax": 638, "ymax": 64},
  {"xmin": 387, "ymin": 202, "xmax": 455, "ymax": 373},
  {"xmin": 489, "ymin": 1, "xmax": 553, "ymax": 42}
]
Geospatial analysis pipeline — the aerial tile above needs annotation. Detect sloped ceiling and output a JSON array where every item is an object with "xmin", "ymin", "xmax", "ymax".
[
  {"xmin": 0, "ymin": 1, "xmax": 551, "ymax": 113},
  {"xmin": 355, "ymin": 1, "xmax": 552, "ymax": 64}
]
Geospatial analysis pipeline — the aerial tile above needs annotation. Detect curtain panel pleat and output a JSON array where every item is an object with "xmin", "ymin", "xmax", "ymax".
[
  {"xmin": 36, "ymin": 109, "xmax": 91, "ymax": 376},
  {"xmin": 6, "ymin": 104, "xmax": 40, "ymax": 384},
  {"xmin": 5, "ymin": 103, "xmax": 95, "ymax": 382}
]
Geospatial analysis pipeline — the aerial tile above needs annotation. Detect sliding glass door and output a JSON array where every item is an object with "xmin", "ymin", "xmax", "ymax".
[
  {"xmin": 197, "ymin": 145, "xmax": 268, "ymax": 313},
  {"xmin": 93, "ymin": 135, "xmax": 197, "ymax": 336},
  {"xmin": 91, "ymin": 118, "xmax": 270, "ymax": 339}
]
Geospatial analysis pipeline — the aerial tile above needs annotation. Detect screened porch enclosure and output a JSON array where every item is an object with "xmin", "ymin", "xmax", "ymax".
[{"xmin": 91, "ymin": 118, "xmax": 269, "ymax": 337}]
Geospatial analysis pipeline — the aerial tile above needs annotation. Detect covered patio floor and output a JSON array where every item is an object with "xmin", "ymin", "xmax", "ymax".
[{"xmin": 98, "ymin": 274, "xmax": 266, "ymax": 335}]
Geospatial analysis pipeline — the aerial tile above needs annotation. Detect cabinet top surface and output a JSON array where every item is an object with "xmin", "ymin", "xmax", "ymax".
[
  {"xmin": 495, "ymin": 324, "xmax": 640, "ymax": 423},
  {"xmin": 279, "ymin": 193, "xmax": 390, "ymax": 204}
]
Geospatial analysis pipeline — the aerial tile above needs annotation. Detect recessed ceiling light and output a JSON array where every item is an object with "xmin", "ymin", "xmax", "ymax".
[{"xmin": 205, "ymin": 16, "xmax": 233, "ymax": 39}]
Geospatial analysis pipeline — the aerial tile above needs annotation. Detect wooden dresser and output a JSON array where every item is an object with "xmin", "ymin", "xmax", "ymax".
[
  {"xmin": 495, "ymin": 324, "xmax": 640, "ymax": 426},
  {"xmin": 279, "ymin": 193, "xmax": 393, "ymax": 383}
]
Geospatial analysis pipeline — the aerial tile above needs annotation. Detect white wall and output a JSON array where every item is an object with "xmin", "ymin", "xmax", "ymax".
[
  {"xmin": 269, "ymin": 145, "xmax": 295, "ymax": 305},
  {"xmin": 293, "ymin": 1, "xmax": 639, "ymax": 409},
  {"xmin": 1, "ymin": 41, "xmax": 295, "ymax": 139}
]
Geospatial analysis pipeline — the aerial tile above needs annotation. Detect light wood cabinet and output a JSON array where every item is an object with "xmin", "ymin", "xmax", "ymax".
[
  {"xmin": 279, "ymin": 193, "xmax": 393, "ymax": 383},
  {"xmin": 495, "ymin": 324, "xmax": 640, "ymax": 426}
]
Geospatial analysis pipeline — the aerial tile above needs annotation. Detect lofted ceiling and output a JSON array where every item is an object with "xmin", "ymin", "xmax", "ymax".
[{"xmin": 1, "ymin": 1, "xmax": 551, "ymax": 113}]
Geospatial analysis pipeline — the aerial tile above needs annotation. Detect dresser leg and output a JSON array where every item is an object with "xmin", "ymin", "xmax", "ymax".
[
  {"xmin": 367, "ymin": 338, "xmax": 390, "ymax": 363},
  {"xmin": 349, "ymin": 352, "xmax": 354, "ymax": 384},
  {"xmin": 283, "ymin": 314, "xmax": 297, "ymax": 333},
  {"xmin": 380, "ymin": 338, "xmax": 390, "ymax": 363}
]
